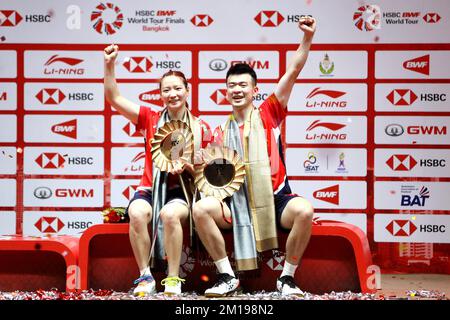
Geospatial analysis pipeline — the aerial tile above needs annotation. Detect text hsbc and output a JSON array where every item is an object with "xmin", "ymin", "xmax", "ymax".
[
  {"xmin": 55, "ymin": 189, "xmax": 94, "ymax": 197},
  {"xmin": 67, "ymin": 157, "xmax": 94, "ymax": 165},
  {"xmin": 420, "ymin": 94, "xmax": 446, "ymax": 102},
  {"xmin": 420, "ymin": 159, "xmax": 446, "ymax": 167},
  {"xmin": 420, "ymin": 225, "xmax": 446, "ymax": 233},
  {"xmin": 68, "ymin": 93, "xmax": 94, "ymax": 101},
  {"xmin": 25, "ymin": 15, "xmax": 51, "ymax": 23},
  {"xmin": 67, "ymin": 221, "xmax": 93, "ymax": 229},
  {"xmin": 407, "ymin": 126, "xmax": 446, "ymax": 135}
]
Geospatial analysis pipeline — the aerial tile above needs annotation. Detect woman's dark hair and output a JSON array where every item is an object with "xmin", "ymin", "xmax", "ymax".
[
  {"xmin": 159, "ymin": 70, "xmax": 189, "ymax": 90},
  {"xmin": 225, "ymin": 63, "xmax": 257, "ymax": 86}
]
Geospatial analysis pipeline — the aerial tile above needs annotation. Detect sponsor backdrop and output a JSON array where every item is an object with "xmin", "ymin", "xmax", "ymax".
[{"xmin": 0, "ymin": 0, "xmax": 449, "ymax": 274}]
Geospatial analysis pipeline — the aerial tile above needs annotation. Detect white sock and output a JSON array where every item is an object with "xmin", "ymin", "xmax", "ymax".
[
  {"xmin": 214, "ymin": 257, "xmax": 235, "ymax": 278},
  {"xmin": 140, "ymin": 266, "xmax": 152, "ymax": 277},
  {"xmin": 280, "ymin": 261, "xmax": 298, "ymax": 278}
]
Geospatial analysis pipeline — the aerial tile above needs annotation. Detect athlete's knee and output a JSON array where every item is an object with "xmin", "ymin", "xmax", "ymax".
[
  {"xmin": 293, "ymin": 199, "xmax": 314, "ymax": 222},
  {"xmin": 160, "ymin": 207, "xmax": 181, "ymax": 228},
  {"xmin": 128, "ymin": 203, "xmax": 152, "ymax": 227},
  {"xmin": 193, "ymin": 198, "xmax": 217, "ymax": 222}
]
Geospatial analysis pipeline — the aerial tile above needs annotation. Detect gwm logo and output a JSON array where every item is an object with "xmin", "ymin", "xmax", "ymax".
[{"xmin": 91, "ymin": 2, "xmax": 123, "ymax": 35}]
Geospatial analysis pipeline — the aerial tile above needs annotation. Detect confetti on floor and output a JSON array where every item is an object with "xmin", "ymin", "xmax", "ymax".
[{"xmin": 0, "ymin": 289, "xmax": 446, "ymax": 300}]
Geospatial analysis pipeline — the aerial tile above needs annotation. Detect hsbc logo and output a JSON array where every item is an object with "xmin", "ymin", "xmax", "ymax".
[
  {"xmin": 51, "ymin": 119, "xmax": 77, "ymax": 139},
  {"xmin": 0, "ymin": 10, "xmax": 23, "ymax": 26},
  {"xmin": 210, "ymin": 89, "xmax": 230, "ymax": 105},
  {"xmin": 191, "ymin": 14, "xmax": 213, "ymax": 27},
  {"xmin": 123, "ymin": 57, "xmax": 153, "ymax": 73},
  {"xmin": 122, "ymin": 185, "xmax": 138, "ymax": 200},
  {"xmin": 254, "ymin": 11, "xmax": 284, "ymax": 27},
  {"xmin": 305, "ymin": 120, "xmax": 347, "ymax": 141},
  {"xmin": 423, "ymin": 13, "xmax": 441, "ymax": 23},
  {"xmin": 35, "ymin": 153, "xmax": 66, "ymax": 169},
  {"xmin": 306, "ymin": 87, "xmax": 347, "ymax": 109},
  {"xmin": 403, "ymin": 55, "xmax": 430, "ymax": 75},
  {"xmin": 0, "ymin": 10, "xmax": 51, "ymax": 26},
  {"xmin": 313, "ymin": 184, "xmax": 339, "ymax": 205},
  {"xmin": 35, "ymin": 89, "xmax": 66, "ymax": 105},
  {"xmin": 35, "ymin": 152, "xmax": 94, "ymax": 169},
  {"xmin": 386, "ymin": 220, "xmax": 417, "ymax": 236},
  {"xmin": 123, "ymin": 122, "xmax": 142, "ymax": 137},
  {"xmin": 139, "ymin": 89, "xmax": 163, "ymax": 107},
  {"xmin": 35, "ymin": 217, "xmax": 65, "ymax": 233},
  {"xmin": 386, "ymin": 154, "xmax": 417, "ymax": 171},
  {"xmin": 44, "ymin": 54, "xmax": 85, "ymax": 76},
  {"xmin": 386, "ymin": 89, "xmax": 417, "ymax": 106}
]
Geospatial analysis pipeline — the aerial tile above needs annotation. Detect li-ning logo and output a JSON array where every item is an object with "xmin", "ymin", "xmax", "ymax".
[
  {"xmin": 385, "ymin": 124, "xmax": 404, "ymax": 137},
  {"xmin": 91, "ymin": 2, "xmax": 123, "ymax": 35},
  {"xmin": 0, "ymin": 10, "xmax": 23, "ymax": 26},
  {"xmin": 44, "ymin": 55, "xmax": 84, "ymax": 76},
  {"xmin": 209, "ymin": 59, "xmax": 228, "ymax": 71},
  {"xmin": 124, "ymin": 151, "xmax": 145, "ymax": 172},
  {"xmin": 353, "ymin": 5, "xmax": 381, "ymax": 31},
  {"xmin": 45, "ymin": 55, "xmax": 83, "ymax": 66},
  {"xmin": 190, "ymin": 14, "xmax": 213, "ymax": 27},
  {"xmin": 386, "ymin": 89, "xmax": 418, "ymax": 106},
  {"xmin": 386, "ymin": 154, "xmax": 417, "ymax": 171},
  {"xmin": 254, "ymin": 11, "xmax": 284, "ymax": 27},
  {"xmin": 36, "ymin": 88, "xmax": 66, "ymax": 105},
  {"xmin": 35, "ymin": 153, "xmax": 66, "ymax": 169},
  {"xmin": 35, "ymin": 216, "xmax": 65, "ymax": 233},
  {"xmin": 306, "ymin": 87, "xmax": 347, "ymax": 109},
  {"xmin": 306, "ymin": 120, "xmax": 346, "ymax": 132},
  {"xmin": 385, "ymin": 220, "xmax": 417, "ymax": 236}
]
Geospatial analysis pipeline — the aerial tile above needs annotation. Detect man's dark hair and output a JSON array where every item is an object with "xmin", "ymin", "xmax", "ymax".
[{"xmin": 226, "ymin": 63, "xmax": 257, "ymax": 86}]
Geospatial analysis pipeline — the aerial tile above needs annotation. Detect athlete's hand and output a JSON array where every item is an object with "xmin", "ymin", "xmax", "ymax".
[
  {"xmin": 104, "ymin": 44, "xmax": 119, "ymax": 65},
  {"xmin": 299, "ymin": 16, "xmax": 316, "ymax": 38}
]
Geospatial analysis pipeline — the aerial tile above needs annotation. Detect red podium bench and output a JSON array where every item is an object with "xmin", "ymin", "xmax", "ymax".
[
  {"xmin": 0, "ymin": 236, "xmax": 79, "ymax": 292},
  {"xmin": 78, "ymin": 222, "xmax": 376, "ymax": 294}
]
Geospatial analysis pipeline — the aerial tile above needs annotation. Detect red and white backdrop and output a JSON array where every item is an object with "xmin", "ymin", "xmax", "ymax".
[{"xmin": 0, "ymin": 0, "xmax": 449, "ymax": 274}]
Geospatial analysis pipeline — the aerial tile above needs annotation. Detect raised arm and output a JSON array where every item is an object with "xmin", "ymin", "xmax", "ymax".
[
  {"xmin": 275, "ymin": 16, "xmax": 316, "ymax": 108},
  {"xmin": 104, "ymin": 44, "xmax": 140, "ymax": 124}
]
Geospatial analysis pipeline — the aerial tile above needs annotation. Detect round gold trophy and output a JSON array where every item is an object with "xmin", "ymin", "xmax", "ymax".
[{"xmin": 194, "ymin": 145, "xmax": 246, "ymax": 200}]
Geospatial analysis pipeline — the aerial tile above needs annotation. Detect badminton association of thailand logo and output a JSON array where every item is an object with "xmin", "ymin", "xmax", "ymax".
[
  {"xmin": 91, "ymin": 2, "xmax": 123, "ymax": 35},
  {"xmin": 353, "ymin": 4, "xmax": 381, "ymax": 31}
]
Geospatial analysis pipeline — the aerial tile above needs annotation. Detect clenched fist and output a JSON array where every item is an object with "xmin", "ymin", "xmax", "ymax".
[{"xmin": 104, "ymin": 44, "xmax": 119, "ymax": 64}]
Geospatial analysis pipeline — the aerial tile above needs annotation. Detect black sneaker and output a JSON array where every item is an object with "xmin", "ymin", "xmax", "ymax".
[
  {"xmin": 204, "ymin": 273, "xmax": 241, "ymax": 297},
  {"xmin": 276, "ymin": 275, "xmax": 305, "ymax": 296}
]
